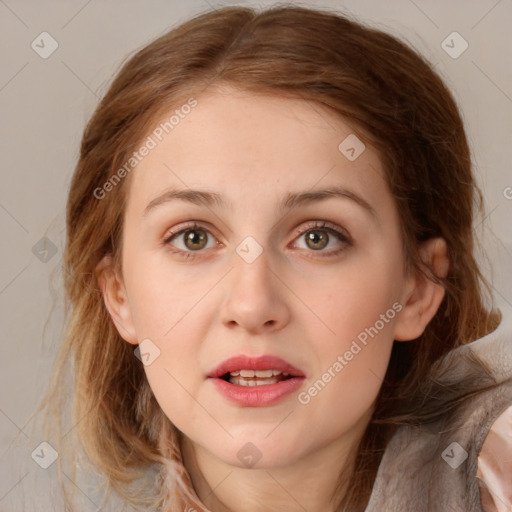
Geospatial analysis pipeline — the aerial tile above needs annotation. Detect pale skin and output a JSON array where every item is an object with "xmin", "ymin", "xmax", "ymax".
[{"xmin": 97, "ymin": 85, "xmax": 449, "ymax": 512}]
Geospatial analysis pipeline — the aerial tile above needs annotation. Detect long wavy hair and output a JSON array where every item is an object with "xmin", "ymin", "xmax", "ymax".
[{"xmin": 34, "ymin": 4, "xmax": 500, "ymax": 511}]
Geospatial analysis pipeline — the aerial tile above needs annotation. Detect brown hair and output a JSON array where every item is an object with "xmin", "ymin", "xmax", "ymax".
[{"xmin": 35, "ymin": 4, "xmax": 500, "ymax": 510}]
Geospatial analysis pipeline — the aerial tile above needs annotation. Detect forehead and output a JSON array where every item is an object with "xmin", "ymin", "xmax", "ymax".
[{"xmin": 124, "ymin": 86, "xmax": 390, "ymax": 218}]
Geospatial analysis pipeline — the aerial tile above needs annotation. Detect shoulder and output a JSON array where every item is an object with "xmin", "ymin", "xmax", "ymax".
[{"xmin": 477, "ymin": 403, "xmax": 512, "ymax": 512}]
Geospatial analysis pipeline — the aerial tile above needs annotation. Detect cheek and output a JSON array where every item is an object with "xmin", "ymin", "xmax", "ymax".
[
  {"xmin": 297, "ymin": 249, "xmax": 404, "ymax": 345},
  {"xmin": 124, "ymin": 254, "xmax": 213, "ymax": 419},
  {"xmin": 292, "ymin": 252, "xmax": 401, "ymax": 426},
  {"xmin": 298, "ymin": 341, "xmax": 392, "ymax": 446},
  {"xmin": 138, "ymin": 298, "xmax": 206, "ymax": 433},
  {"xmin": 124, "ymin": 249, "xmax": 214, "ymax": 338},
  {"xmin": 297, "ymin": 301, "xmax": 398, "ymax": 444},
  {"xmin": 142, "ymin": 361, "xmax": 209, "ymax": 438}
]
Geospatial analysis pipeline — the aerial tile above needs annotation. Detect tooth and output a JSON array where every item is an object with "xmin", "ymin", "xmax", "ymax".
[
  {"xmin": 272, "ymin": 370, "xmax": 281, "ymax": 376},
  {"xmin": 230, "ymin": 371, "xmax": 240, "ymax": 376},
  {"xmin": 254, "ymin": 369, "xmax": 273, "ymax": 378},
  {"xmin": 282, "ymin": 372, "xmax": 289, "ymax": 376},
  {"xmin": 230, "ymin": 377, "xmax": 281, "ymax": 386},
  {"xmin": 240, "ymin": 370, "xmax": 255, "ymax": 377},
  {"xmin": 255, "ymin": 378, "xmax": 278, "ymax": 386}
]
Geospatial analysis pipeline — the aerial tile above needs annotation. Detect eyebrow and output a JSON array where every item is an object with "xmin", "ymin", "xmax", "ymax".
[{"xmin": 143, "ymin": 186, "xmax": 376, "ymax": 219}]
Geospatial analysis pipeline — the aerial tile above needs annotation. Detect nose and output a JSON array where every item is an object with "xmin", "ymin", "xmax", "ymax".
[{"xmin": 219, "ymin": 247, "xmax": 290, "ymax": 335}]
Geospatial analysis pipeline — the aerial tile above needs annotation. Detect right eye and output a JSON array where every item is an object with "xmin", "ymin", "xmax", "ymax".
[{"xmin": 163, "ymin": 222, "xmax": 219, "ymax": 257}]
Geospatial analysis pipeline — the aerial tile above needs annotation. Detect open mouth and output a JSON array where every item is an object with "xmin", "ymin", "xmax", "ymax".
[
  {"xmin": 220, "ymin": 369, "xmax": 294, "ymax": 386},
  {"xmin": 209, "ymin": 355, "xmax": 305, "ymax": 406}
]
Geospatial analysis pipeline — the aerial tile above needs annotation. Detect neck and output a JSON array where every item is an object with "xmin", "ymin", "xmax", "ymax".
[{"xmin": 179, "ymin": 411, "xmax": 371, "ymax": 512}]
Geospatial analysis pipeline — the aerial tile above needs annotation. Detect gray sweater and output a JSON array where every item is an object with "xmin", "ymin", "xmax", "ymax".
[{"xmin": 365, "ymin": 308, "xmax": 512, "ymax": 511}]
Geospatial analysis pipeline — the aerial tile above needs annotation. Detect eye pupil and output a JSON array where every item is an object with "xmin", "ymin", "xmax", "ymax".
[
  {"xmin": 185, "ymin": 229, "xmax": 207, "ymax": 250},
  {"xmin": 306, "ymin": 230, "xmax": 328, "ymax": 250}
]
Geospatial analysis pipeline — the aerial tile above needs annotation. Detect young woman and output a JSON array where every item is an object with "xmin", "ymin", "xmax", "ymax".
[{"xmin": 38, "ymin": 5, "xmax": 512, "ymax": 511}]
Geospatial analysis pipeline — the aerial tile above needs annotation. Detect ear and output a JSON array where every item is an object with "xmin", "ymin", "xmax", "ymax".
[
  {"xmin": 393, "ymin": 237, "xmax": 450, "ymax": 342},
  {"xmin": 95, "ymin": 255, "xmax": 138, "ymax": 345}
]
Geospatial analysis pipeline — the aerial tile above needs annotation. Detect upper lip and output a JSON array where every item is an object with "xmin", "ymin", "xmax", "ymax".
[{"xmin": 208, "ymin": 354, "xmax": 305, "ymax": 378}]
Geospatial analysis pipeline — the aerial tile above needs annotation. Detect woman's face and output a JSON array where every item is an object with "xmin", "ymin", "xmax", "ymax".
[{"xmin": 110, "ymin": 86, "xmax": 415, "ymax": 469}]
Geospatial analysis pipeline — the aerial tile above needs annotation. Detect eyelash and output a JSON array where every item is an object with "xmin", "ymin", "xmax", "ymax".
[{"xmin": 162, "ymin": 220, "xmax": 352, "ymax": 260}]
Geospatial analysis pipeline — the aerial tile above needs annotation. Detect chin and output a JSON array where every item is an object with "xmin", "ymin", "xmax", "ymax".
[{"xmin": 206, "ymin": 434, "xmax": 303, "ymax": 470}]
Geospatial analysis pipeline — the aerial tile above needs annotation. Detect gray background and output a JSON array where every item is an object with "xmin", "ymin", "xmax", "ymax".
[{"xmin": 1, "ymin": 0, "xmax": 511, "ymax": 510}]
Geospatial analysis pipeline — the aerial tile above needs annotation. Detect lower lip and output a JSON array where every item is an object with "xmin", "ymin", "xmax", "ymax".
[{"xmin": 210, "ymin": 377, "xmax": 305, "ymax": 407}]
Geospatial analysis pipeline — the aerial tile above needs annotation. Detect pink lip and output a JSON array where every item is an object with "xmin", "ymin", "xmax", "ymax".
[
  {"xmin": 208, "ymin": 354, "xmax": 305, "ymax": 378},
  {"xmin": 208, "ymin": 354, "xmax": 305, "ymax": 407}
]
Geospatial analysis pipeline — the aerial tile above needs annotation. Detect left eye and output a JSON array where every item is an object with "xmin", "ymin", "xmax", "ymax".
[
  {"xmin": 163, "ymin": 221, "xmax": 351, "ymax": 257},
  {"xmin": 292, "ymin": 221, "xmax": 351, "ymax": 254}
]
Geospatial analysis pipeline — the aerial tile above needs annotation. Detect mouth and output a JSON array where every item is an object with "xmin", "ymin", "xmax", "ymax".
[
  {"xmin": 208, "ymin": 354, "xmax": 305, "ymax": 383},
  {"xmin": 208, "ymin": 354, "xmax": 305, "ymax": 406},
  {"xmin": 219, "ymin": 369, "xmax": 294, "ymax": 386}
]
